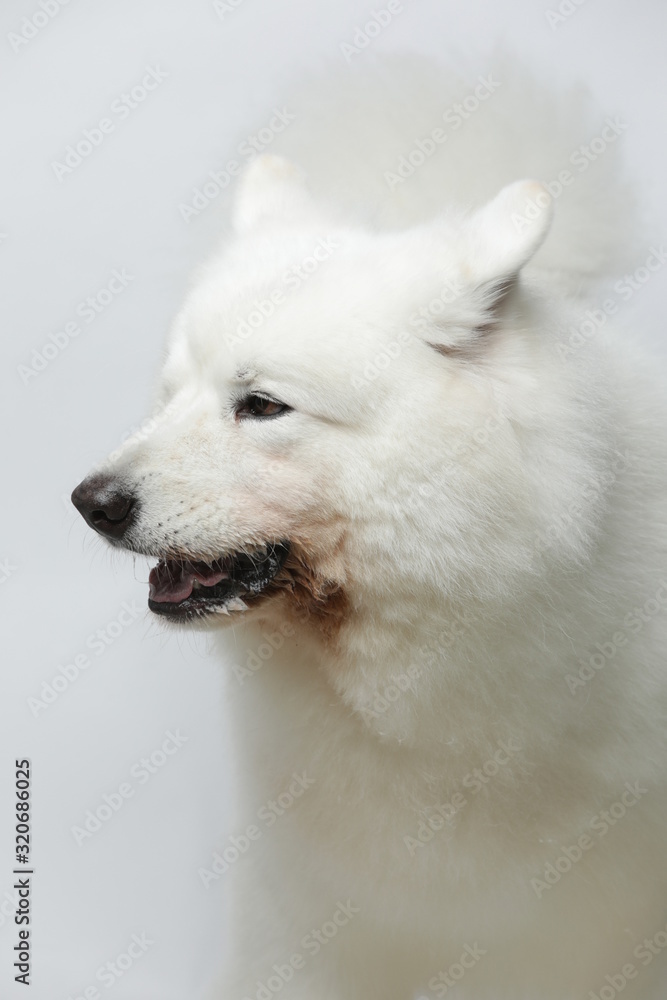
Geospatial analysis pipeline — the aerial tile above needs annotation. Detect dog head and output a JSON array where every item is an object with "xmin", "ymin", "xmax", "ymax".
[{"xmin": 73, "ymin": 155, "xmax": 560, "ymax": 635}]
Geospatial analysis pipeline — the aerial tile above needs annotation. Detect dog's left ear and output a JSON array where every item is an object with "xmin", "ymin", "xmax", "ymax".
[
  {"xmin": 462, "ymin": 180, "xmax": 554, "ymax": 292},
  {"xmin": 419, "ymin": 180, "xmax": 554, "ymax": 353},
  {"xmin": 418, "ymin": 181, "xmax": 553, "ymax": 354},
  {"xmin": 233, "ymin": 155, "xmax": 315, "ymax": 233}
]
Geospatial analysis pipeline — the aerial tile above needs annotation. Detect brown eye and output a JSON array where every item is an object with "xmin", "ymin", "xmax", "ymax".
[{"xmin": 236, "ymin": 394, "xmax": 291, "ymax": 419}]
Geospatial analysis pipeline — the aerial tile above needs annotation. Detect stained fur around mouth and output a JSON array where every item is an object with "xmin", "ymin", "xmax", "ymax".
[
  {"xmin": 262, "ymin": 550, "xmax": 350, "ymax": 642},
  {"xmin": 147, "ymin": 541, "xmax": 291, "ymax": 620}
]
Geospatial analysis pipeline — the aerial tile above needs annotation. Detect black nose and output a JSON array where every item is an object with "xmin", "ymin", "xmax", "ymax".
[{"xmin": 71, "ymin": 475, "xmax": 137, "ymax": 540}]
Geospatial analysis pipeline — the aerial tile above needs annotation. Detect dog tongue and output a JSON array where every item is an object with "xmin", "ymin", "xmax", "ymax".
[{"xmin": 148, "ymin": 560, "xmax": 227, "ymax": 604}]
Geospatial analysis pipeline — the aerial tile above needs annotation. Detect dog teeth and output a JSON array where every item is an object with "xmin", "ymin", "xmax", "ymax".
[{"xmin": 208, "ymin": 597, "xmax": 248, "ymax": 615}]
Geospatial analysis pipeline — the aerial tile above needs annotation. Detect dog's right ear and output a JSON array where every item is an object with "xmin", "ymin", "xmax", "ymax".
[{"xmin": 233, "ymin": 155, "xmax": 315, "ymax": 233}]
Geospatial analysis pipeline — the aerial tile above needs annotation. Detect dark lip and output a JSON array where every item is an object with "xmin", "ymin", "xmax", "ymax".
[{"xmin": 147, "ymin": 541, "xmax": 290, "ymax": 622}]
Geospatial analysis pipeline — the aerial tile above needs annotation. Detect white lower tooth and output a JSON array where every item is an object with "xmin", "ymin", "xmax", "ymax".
[{"xmin": 227, "ymin": 598, "xmax": 248, "ymax": 612}]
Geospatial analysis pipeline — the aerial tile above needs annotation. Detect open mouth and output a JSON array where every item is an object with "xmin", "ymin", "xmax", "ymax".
[{"xmin": 148, "ymin": 542, "xmax": 290, "ymax": 621}]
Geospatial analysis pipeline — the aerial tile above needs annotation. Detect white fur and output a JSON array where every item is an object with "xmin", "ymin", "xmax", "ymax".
[{"xmin": 95, "ymin": 58, "xmax": 667, "ymax": 999}]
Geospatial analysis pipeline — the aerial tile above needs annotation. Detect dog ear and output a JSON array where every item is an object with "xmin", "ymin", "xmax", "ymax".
[
  {"xmin": 233, "ymin": 155, "xmax": 315, "ymax": 233},
  {"xmin": 413, "ymin": 181, "xmax": 554, "ymax": 355},
  {"xmin": 462, "ymin": 180, "xmax": 553, "ymax": 291}
]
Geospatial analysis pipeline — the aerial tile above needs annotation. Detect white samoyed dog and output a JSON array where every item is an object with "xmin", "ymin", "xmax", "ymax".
[{"xmin": 72, "ymin": 58, "xmax": 667, "ymax": 1000}]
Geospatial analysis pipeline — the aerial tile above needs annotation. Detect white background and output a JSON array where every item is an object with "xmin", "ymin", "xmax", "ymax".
[{"xmin": 1, "ymin": 1, "xmax": 666, "ymax": 998}]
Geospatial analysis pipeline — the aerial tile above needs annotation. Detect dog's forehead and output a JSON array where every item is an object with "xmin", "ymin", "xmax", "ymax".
[{"xmin": 168, "ymin": 226, "xmax": 422, "ymax": 378}]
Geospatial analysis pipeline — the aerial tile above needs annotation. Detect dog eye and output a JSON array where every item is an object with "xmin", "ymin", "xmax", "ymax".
[{"xmin": 236, "ymin": 394, "xmax": 291, "ymax": 419}]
